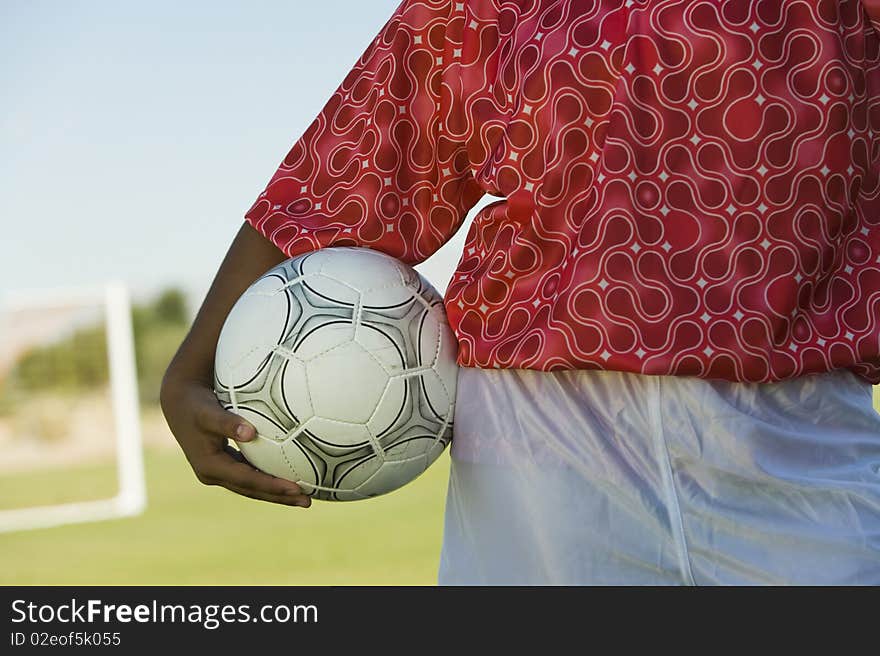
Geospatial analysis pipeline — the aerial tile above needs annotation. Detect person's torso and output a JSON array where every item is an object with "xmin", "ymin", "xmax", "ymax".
[{"xmin": 444, "ymin": 0, "xmax": 880, "ymax": 384}]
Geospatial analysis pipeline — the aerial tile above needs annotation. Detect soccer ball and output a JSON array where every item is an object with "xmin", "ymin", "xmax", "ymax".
[{"xmin": 213, "ymin": 246, "xmax": 458, "ymax": 501}]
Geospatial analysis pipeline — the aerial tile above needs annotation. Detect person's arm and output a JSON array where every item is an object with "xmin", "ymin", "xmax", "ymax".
[
  {"xmin": 163, "ymin": 0, "xmax": 481, "ymax": 507},
  {"xmin": 160, "ymin": 221, "xmax": 311, "ymax": 507}
]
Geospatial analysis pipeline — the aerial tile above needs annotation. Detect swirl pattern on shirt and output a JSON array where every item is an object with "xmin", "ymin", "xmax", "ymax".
[{"xmin": 246, "ymin": 0, "xmax": 880, "ymax": 384}]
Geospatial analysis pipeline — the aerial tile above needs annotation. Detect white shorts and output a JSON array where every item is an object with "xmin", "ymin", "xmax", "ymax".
[{"xmin": 438, "ymin": 367, "xmax": 880, "ymax": 585}]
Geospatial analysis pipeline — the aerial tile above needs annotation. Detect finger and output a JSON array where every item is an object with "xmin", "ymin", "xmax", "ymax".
[
  {"xmin": 218, "ymin": 446, "xmax": 311, "ymax": 507},
  {"xmin": 223, "ymin": 443, "xmax": 249, "ymax": 464},
  {"xmin": 223, "ymin": 483, "xmax": 312, "ymax": 508},
  {"xmin": 194, "ymin": 396, "xmax": 257, "ymax": 442},
  {"xmin": 202, "ymin": 452, "xmax": 304, "ymax": 497}
]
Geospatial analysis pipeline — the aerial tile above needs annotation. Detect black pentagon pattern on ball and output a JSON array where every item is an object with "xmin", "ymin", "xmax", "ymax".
[
  {"xmin": 214, "ymin": 247, "xmax": 457, "ymax": 502},
  {"xmin": 216, "ymin": 353, "xmax": 299, "ymax": 432},
  {"xmin": 213, "ymin": 273, "xmax": 301, "ymax": 392}
]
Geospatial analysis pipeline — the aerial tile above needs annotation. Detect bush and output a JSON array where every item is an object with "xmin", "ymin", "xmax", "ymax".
[{"xmin": 6, "ymin": 288, "xmax": 190, "ymax": 406}]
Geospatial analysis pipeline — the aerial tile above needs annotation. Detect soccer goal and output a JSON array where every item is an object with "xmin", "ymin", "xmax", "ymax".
[{"xmin": 0, "ymin": 282, "xmax": 146, "ymax": 532}]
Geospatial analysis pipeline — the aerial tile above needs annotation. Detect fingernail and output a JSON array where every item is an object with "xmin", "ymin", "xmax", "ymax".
[{"xmin": 236, "ymin": 424, "xmax": 255, "ymax": 441}]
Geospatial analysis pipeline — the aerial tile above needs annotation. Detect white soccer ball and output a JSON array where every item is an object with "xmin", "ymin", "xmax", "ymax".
[{"xmin": 213, "ymin": 246, "xmax": 458, "ymax": 501}]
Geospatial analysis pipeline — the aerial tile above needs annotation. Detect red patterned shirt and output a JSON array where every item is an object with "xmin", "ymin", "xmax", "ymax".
[{"xmin": 245, "ymin": 0, "xmax": 880, "ymax": 384}]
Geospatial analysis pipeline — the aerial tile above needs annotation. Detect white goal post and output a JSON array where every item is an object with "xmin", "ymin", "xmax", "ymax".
[{"xmin": 0, "ymin": 282, "xmax": 147, "ymax": 533}]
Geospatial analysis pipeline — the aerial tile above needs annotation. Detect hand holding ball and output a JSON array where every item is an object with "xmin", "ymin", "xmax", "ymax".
[{"xmin": 213, "ymin": 247, "xmax": 458, "ymax": 501}]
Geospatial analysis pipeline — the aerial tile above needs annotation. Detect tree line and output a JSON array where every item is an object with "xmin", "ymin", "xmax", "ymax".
[{"xmin": 3, "ymin": 288, "xmax": 190, "ymax": 406}]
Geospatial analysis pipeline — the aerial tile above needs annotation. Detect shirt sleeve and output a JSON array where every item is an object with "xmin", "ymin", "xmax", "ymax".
[{"xmin": 244, "ymin": 0, "xmax": 484, "ymax": 266}]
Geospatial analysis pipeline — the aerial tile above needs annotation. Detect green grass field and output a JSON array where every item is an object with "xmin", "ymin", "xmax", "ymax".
[
  {"xmin": 0, "ymin": 446, "xmax": 451, "ymax": 585},
  {"xmin": 2, "ymin": 390, "xmax": 879, "ymax": 585}
]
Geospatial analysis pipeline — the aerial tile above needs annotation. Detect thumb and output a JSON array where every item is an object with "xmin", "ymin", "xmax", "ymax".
[{"xmin": 196, "ymin": 395, "xmax": 257, "ymax": 442}]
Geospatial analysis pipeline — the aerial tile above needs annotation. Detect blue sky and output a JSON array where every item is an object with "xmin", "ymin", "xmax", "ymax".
[{"xmin": 1, "ymin": 0, "xmax": 485, "ymax": 303}]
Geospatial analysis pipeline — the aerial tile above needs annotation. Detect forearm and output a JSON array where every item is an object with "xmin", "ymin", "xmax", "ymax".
[{"xmin": 164, "ymin": 221, "xmax": 287, "ymax": 386}]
